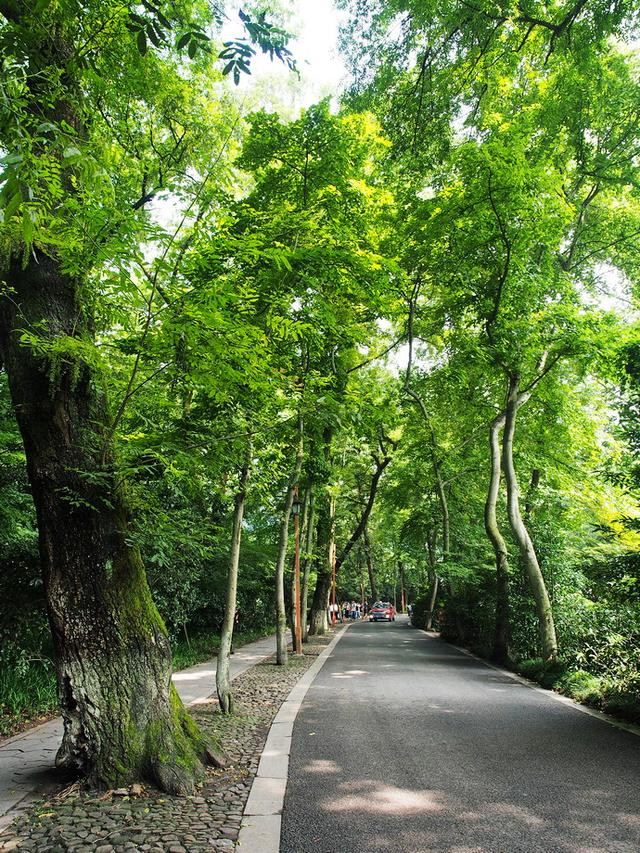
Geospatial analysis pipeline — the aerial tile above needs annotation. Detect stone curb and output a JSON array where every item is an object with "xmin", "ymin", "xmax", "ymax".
[
  {"xmin": 236, "ymin": 625, "xmax": 350, "ymax": 853},
  {"xmin": 423, "ymin": 630, "xmax": 640, "ymax": 738}
]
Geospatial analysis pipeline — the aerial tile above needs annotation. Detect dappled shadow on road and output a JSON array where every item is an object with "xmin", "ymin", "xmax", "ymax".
[
  {"xmin": 329, "ymin": 669, "xmax": 370, "ymax": 679},
  {"xmin": 303, "ymin": 773, "xmax": 640, "ymax": 852},
  {"xmin": 323, "ymin": 779, "xmax": 446, "ymax": 815}
]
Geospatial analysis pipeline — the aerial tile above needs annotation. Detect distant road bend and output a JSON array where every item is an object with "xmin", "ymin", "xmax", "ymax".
[{"xmin": 281, "ymin": 617, "xmax": 640, "ymax": 853}]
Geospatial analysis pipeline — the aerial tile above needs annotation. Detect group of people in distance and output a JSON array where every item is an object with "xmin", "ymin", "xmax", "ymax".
[{"xmin": 328, "ymin": 600, "xmax": 370, "ymax": 622}]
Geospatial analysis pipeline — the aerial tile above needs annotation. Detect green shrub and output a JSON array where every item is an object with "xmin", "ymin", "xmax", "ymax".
[
  {"xmin": 558, "ymin": 669, "xmax": 603, "ymax": 704},
  {"xmin": 600, "ymin": 685, "xmax": 640, "ymax": 724},
  {"xmin": 410, "ymin": 590, "xmax": 434, "ymax": 629}
]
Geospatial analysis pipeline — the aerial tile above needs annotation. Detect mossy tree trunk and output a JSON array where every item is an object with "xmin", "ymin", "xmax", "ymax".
[
  {"xmin": 0, "ymin": 252, "xmax": 221, "ymax": 792},
  {"xmin": 502, "ymin": 374, "xmax": 558, "ymax": 663},
  {"xmin": 485, "ymin": 411, "xmax": 511, "ymax": 663},
  {"xmin": 216, "ymin": 443, "xmax": 251, "ymax": 714}
]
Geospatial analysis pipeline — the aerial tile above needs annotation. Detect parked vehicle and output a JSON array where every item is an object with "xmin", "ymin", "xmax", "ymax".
[{"xmin": 369, "ymin": 601, "xmax": 395, "ymax": 622}]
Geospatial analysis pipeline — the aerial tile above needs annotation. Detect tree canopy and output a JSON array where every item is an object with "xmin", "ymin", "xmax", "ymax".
[{"xmin": 1, "ymin": 0, "xmax": 639, "ymax": 787}]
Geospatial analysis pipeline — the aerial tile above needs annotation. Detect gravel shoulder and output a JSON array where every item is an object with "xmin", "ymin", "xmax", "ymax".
[{"xmin": 0, "ymin": 632, "xmax": 333, "ymax": 853}]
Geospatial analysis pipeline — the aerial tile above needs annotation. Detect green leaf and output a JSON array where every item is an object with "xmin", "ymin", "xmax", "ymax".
[
  {"xmin": 22, "ymin": 208, "xmax": 35, "ymax": 245},
  {"xmin": 3, "ymin": 191, "xmax": 22, "ymax": 220},
  {"xmin": 137, "ymin": 29, "xmax": 148, "ymax": 55},
  {"xmin": 146, "ymin": 24, "xmax": 161, "ymax": 48}
]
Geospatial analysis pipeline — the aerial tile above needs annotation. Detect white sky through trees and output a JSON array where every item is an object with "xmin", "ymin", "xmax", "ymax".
[{"xmin": 223, "ymin": 0, "xmax": 347, "ymax": 111}]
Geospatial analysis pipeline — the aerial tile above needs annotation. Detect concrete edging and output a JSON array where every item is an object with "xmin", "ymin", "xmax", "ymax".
[
  {"xmin": 423, "ymin": 630, "xmax": 640, "ymax": 739},
  {"xmin": 236, "ymin": 625, "xmax": 349, "ymax": 853}
]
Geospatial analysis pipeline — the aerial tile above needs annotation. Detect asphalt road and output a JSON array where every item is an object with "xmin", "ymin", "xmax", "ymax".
[{"xmin": 280, "ymin": 617, "xmax": 640, "ymax": 853}]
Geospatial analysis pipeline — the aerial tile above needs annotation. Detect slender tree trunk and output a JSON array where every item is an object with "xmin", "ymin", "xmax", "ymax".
[
  {"xmin": 485, "ymin": 411, "xmax": 511, "ymax": 662},
  {"xmin": 405, "ymin": 286, "xmax": 453, "ymax": 634},
  {"xmin": 425, "ymin": 527, "xmax": 439, "ymax": 630},
  {"xmin": 399, "ymin": 561, "xmax": 406, "ymax": 613},
  {"xmin": 502, "ymin": 375, "xmax": 558, "ymax": 662},
  {"xmin": 301, "ymin": 487, "xmax": 315, "ymax": 639},
  {"xmin": 433, "ymin": 454, "xmax": 450, "ymax": 559},
  {"xmin": 285, "ymin": 567, "xmax": 295, "ymax": 636},
  {"xmin": 525, "ymin": 469, "xmax": 541, "ymax": 518},
  {"xmin": 431, "ymin": 458, "xmax": 451, "ymax": 631},
  {"xmin": 426, "ymin": 575, "xmax": 439, "ymax": 630},
  {"xmin": 335, "ymin": 452, "xmax": 393, "ymax": 573},
  {"xmin": 0, "ymin": 252, "xmax": 220, "ymax": 793},
  {"xmin": 363, "ymin": 527, "xmax": 378, "ymax": 601},
  {"xmin": 216, "ymin": 444, "xmax": 251, "ymax": 714},
  {"xmin": 275, "ymin": 418, "xmax": 304, "ymax": 665},
  {"xmin": 308, "ymin": 493, "xmax": 334, "ymax": 635}
]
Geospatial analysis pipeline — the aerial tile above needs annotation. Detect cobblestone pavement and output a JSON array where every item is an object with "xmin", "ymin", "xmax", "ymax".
[
  {"xmin": 0, "ymin": 632, "xmax": 289, "ymax": 831},
  {"xmin": 0, "ymin": 634, "xmax": 332, "ymax": 853}
]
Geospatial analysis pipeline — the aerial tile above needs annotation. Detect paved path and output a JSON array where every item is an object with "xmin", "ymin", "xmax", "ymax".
[
  {"xmin": 0, "ymin": 631, "xmax": 285, "ymax": 830},
  {"xmin": 281, "ymin": 617, "xmax": 640, "ymax": 853}
]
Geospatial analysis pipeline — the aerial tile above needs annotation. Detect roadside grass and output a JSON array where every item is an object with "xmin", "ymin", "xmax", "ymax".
[
  {"xmin": 0, "ymin": 626, "xmax": 275, "ymax": 739},
  {"xmin": 0, "ymin": 659, "xmax": 57, "ymax": 738},
  {"xmin": 514, "ymin": 658, "xmax": 640, "ymax": 724}
]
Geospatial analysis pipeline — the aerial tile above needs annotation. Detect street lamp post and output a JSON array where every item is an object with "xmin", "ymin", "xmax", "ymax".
[{"xmin": 292, "ymin": 486, "xmax": 303, "ymax": 655}]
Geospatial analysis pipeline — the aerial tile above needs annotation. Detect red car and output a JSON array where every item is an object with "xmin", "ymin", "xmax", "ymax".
[{"xmin": 369, "ymin": 601, "xmax": 396, "ymax": 622}]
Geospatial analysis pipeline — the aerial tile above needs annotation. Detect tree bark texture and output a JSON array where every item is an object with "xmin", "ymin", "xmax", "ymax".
[
  {"xmin": 485, "ymin": 411, "xmax": 511, "ymax": 663},
  {"xmin": 216, "ymin": 445, "xmax": 251, "ymax": 714},
  {"xmin": 502, "ymin": 375, "xmax": 558, "ymax": 662},
  {"xmin": 0, "ymin": 252, "xmax": 220, "ymax": 792},
  {"xmin": 275, "ymin": 418, "xmax": 304, "ymax": 665}
]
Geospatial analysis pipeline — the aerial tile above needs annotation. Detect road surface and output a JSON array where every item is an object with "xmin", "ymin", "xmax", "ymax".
[{"xmin": 281, "ymin": 617, "xmax": 640, "ymax": 853}]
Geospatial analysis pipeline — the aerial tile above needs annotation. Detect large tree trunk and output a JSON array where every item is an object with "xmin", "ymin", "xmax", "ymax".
[
  {"xmin": 216, "ymin": 445, "xmax": 251, "ymax": 714},
  {"xmin": 275, "ymin": 418, "xmax": 304, "ymax": 665},
  {"xmin": 0, "ymin": 252, "xmax": 219, "ymax": 792},
  {"xmin": 502, "ymin": 375, "xmax": 558, "ymax": 663},
  {"xmin": 363, "ymin": 527, "xmax": 378, "ymax": 601},
  {"xmin": 485, "ymin": 411, "xmax": 511, "ymax": 663},
  {"xmin": 300, "ymin": 486, "xmax": 315, "ymax": 639}
]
